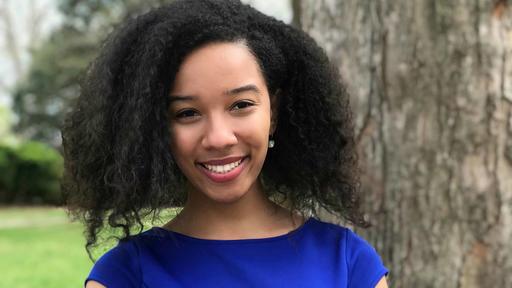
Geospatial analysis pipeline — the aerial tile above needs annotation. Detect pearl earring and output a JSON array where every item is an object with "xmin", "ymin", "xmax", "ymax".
[{"xmin": 268, "ymin": 137, "xmax": 275, "ymax": 148}]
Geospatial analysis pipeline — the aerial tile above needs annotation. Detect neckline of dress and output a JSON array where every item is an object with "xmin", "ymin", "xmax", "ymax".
[{"xmin": 151, "ymin": 217, "xmax": 315, "ymax": 244}]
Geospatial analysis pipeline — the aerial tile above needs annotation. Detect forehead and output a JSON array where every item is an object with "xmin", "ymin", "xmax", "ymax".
[{"xmin": 171, "ymin": 42, "xmax": 266, "ymax": 95}]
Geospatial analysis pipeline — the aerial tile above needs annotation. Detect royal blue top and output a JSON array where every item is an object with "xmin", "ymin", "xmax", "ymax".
[{"xmin": 85, "ymin": 217, "xmax": 388, "ymax": 288}]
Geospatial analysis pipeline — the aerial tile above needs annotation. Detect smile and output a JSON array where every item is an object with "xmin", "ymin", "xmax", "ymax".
[
  {"xmin": 202, "ymin": 159, "xmax": 243, "ymax": 174},
  {"xmin": 198, "ymin": 157, "xmax": 247, "ymax": 183}
]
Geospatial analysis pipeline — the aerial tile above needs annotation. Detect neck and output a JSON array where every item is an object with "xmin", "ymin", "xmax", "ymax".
[{"xmin": 165, "ymin": 180, "xmax": 300, "ymax": 239}]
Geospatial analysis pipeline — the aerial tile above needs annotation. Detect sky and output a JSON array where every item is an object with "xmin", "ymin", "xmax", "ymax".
[{"xmin": 0, "ymin": 0, "xmax": 291, "ymax": 110}]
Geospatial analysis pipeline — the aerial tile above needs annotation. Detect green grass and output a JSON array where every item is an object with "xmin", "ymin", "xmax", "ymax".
[
  {"xmin": 0, "ymin": 223, "xmax": 91, "ymax": 288},
  {"xmin": 0, "ymin": 206, "xmax": 177, "ymax": 288},
  {"xmin": 0, "ymin": 208, "xmax": 91, "ymax": 288}
]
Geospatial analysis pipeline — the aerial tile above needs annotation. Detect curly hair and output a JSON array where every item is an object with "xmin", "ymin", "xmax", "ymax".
[{"xmin": 62, "ymin": 0, "xmax": 368, "ymax": 260}]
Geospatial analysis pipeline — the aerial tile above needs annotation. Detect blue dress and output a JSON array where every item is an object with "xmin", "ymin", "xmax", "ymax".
[{"xmin": 85, "ymin": 217, "xmax": 388, "ymax": 287}]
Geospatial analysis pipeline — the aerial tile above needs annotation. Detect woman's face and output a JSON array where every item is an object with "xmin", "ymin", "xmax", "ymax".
[{"xmin": 168, "ymin": 42, "xmax": 275, "ymax": 204}]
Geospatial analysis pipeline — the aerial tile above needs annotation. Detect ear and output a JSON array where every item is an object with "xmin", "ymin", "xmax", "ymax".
[{"xmin": 269, "ymin": 89, "xmax": 280, "ymax": 135}]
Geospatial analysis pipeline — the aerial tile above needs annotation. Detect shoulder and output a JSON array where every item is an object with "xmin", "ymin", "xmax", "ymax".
[
  {"xmin": 306, "ymin": 217, "xmax": 354, "ymax": 245},
  {"xmin": 307, "ymin": 218, "xmax": 380, "ymax": 255},
  {"xmin": 308, "ymin": 218, "xmax": 389, "ymax": 287},
  {"xmin": 85, "ymin": 230, "xmax": 157, "ymax": 288}
]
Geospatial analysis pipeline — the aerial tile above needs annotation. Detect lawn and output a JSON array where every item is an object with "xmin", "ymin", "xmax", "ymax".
[{"xmin": 0, "ymin": 206, "xmax": 176, "ymax": 288}]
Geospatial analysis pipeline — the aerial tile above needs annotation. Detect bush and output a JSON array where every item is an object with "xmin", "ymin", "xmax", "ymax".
[{"xmin": 0, "ymin": 141, "xmax": 63, "ymax": 205}]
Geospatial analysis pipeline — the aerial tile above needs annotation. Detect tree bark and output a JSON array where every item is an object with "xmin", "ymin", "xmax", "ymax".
[
  {"xmin": 300, "ymin": 1, "xmax": 512, "ymax": 287},
  {"xmin": 290, "ymin": 0, "xmax": 302, "ymax": 28}
]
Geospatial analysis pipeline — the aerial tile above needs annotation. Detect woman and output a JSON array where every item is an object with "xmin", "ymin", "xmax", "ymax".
[{"xmin": 62, "ymin": 0, "xmax": 389, "ymax": 287}]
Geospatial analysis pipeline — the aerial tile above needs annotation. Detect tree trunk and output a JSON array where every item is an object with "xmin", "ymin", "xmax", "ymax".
[{"xmin": 300, "ymin": 1, "xmax": 512, "ymax": 287}]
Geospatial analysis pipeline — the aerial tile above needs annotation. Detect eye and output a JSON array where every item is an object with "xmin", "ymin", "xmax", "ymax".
[
  {"xmin": 231, "ymin": 100, "xmax": 255, "ymax": 111},
  {"xmin": 175, "ymin": 109, "xmax": 199, "ymax": 119}
]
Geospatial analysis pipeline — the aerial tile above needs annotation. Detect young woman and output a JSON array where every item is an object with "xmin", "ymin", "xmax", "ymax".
[{"xmin": 62, "ymin": 0, "xmax": 389, "ymax": 287}]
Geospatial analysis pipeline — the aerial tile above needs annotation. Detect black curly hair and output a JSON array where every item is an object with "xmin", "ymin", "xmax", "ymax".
[{"xmin": 62, "ymin": 0, "xmax": 368, "ymax": 260}]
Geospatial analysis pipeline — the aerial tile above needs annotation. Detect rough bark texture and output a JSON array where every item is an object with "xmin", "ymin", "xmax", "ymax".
[{"xmin": 300, "ymin": 1, "xmax": 512, "ymax": 287}]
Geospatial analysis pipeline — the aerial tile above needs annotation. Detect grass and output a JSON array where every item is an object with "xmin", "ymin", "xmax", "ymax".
[{"xmin": 0, "ymin": 206, "xmax": 177, "ymax": 288}]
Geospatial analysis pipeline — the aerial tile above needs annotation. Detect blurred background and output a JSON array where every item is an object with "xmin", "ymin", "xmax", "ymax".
[{"xmin": 0, "ymin": 0, "xmax": 511, "ymax": 287}]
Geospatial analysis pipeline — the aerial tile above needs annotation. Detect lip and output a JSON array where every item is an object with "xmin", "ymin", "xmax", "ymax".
[
  {"xmin": 197, "ymin": 157, "xmax": 247, "ymax": 183},
  {"xmin": 199, "ymin": 156, "xmax": 246, "ymax": 165}
]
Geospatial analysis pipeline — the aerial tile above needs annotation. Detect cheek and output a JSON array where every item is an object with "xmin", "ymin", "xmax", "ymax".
[
  {"xmin": 169, "ymin": 126, "xmax": 197, "ymax": 161},
  {"xmin": 235, "ymin": 112, "xmax": 271, "ymax": 147}
]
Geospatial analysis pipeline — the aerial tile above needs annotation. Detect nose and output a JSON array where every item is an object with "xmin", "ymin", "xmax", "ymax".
[{"xmin": 201, "ymin": 114, "xmax": 238, "ymax": 150}]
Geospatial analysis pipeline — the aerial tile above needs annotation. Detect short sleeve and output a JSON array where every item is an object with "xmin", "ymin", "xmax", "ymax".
[
  {"xmin": 85, "ymin": 241, "xmax": 141, "ymax": 288},
  {"xmin": 345, "ymin": 229, "xmax": 388, "ymax": 288}
]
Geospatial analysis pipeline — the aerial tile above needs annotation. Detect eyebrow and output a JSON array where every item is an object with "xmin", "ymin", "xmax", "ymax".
[{"xmin": 169, "ymin": 84, "xmax": 261, "ymax": 102}]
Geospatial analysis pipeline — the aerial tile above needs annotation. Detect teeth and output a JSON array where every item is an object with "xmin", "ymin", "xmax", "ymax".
[{"xmin": 203, "ymin": 159, "xmax": 243, "ymax": 174}]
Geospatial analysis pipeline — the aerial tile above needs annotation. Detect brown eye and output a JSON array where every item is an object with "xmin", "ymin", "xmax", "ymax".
[
  {"xmin": 176, "ymin": 109, "xmax": 199, "ymax": 119},
  {"xmin": 231, "ymin": 101, "xmax": 255, "ymax": 110}
]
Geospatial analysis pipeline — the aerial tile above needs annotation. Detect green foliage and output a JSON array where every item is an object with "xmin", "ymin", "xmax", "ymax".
[
  {"xmin": 0, "ymin": 105, "xmax": 13, "ymax": 140},
  {"xmin": 12, "ymin": 25, "xmax": 99, "ymax": 143},
  {"xmin": 58, "ymin": 0, "xmax": 172, "ymax": 30},
  {"xmin": 0, "ymin": 141, "xmax": 63, "ymax": 205}
]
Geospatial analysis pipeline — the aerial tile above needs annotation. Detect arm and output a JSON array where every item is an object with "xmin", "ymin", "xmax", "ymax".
[
  {"xmin": 375, "ymin": 276, "xmax": 388, "ymax": 288},
  {"xmin": 85, "ymin": 280, "xmax": 106, "ymax": 288},
  {"xmin": 344, "ymin": 229, "xmax": 389, "ymax": 288}
]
